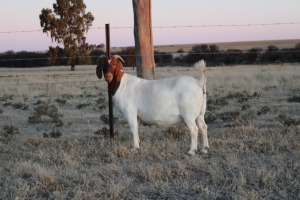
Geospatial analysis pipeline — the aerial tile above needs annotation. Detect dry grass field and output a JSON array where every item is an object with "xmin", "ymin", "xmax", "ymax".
[{"xmin": 0, "ymin": 63, "xmax": 299, "ymax": 199}]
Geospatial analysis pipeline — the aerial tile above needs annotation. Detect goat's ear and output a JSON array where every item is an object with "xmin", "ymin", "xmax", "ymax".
[
  {"xmin": 96, "ymin": 62, "xmax": 102, "ymax": 79},
  {"xmin": 96, "ymin": 56, "xmax": 106, "ymax": 79}
]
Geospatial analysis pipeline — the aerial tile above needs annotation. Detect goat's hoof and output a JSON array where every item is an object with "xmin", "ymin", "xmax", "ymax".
[
  {"xmin": 188, "ymin": 150, "xmax": 195, "ymax": 155},
  {"xmin": 131, "ymin": 147, "xmax": 139, "ymax": 152},
  {"xmin": 201, "ymin": 147, "xmax": 209, "ymax": 154}
]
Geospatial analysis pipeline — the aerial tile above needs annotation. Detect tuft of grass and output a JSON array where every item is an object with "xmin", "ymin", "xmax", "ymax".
[
  {"xmin": 0, "ymin": 95, "xmax": 14, "ymax": 102},
  {"xmin": 1, "ymin": 125, "xmax": 20, "ymax": 135},
  {"xmin": 276, "ymin": 114, "xmax": 300, "ymax": 126},
  {"xmin": 12, "ymin": 102, "xmax": 29, "ymax": 110},
  {"xmin": 257, "ymin": 106, "xmax": 271, "ymax": 116},
  {"xmin": 96, "ymin": 97, "xmax": 107, "ymax": 104},
  {"xmin": 43, "ymin": 131, "xmax": 62, "ymax": 138},
  {"xmin": 55, "ymin": 98, "xmax": 67, "ymax": 105},
  {"xmin": 96, "ymin": 97, "xmax": 108, "ymax": 111},
  {"xmin": 287, "ymin": 95, "xmax": 300, "ymax": 103},
  {"xmin": 220, "ymin": 110, "xmax": 241, "ymax": 122},
  {"xmin": 241, "ymin": 109, "xmax": 255, "ymax": 125},
  {"xmin": 165, "ymin": 123, "xmax": 188, "ymax": 139},
  {"xmin": 23, "ymin": 138, "xmax": 44, "ymax": 147},
  {"xmin": 3, "ymin": 102, "xmax": 12, "ymax": 107},
  {"xmin": 62, "ymin": 94, "xmax": 73, "ymax": 99},
  {"xmin": 50, "ymin": 130, "xmax": 62, "ymax": 138},
  {"xmin": 34, "ymin": 99, "xmax": 47, "ymax": 105},
  {"xmin": 94, "ymin": 127, "xmax": 109, "ymax": 136},
  {"xmin": 225, "ymin": 91, "xmax": 260, "ymax": 103},
  {"xmin": 0, "ymin": 125, "xmax": 20, "ymax": 143},
  {"xmin": 98, "ymin": 104, "xmax": 107, "ymax": 111},
  {"xmin": 207, "ymin": 97, "xmax": 228, "ymax": 110},
  {"xmin": 205, "ymin": 112, "xmax": 217, "ymax": 124},
  {"xmin": 226, "ymin": 92, "xmax": 245, "ymax": 99},
  {"xmin": 100, "ymin": 114, "xmax": 118, "ymax": 124},
  {"xmin": 76, "ymin": 102, "xmax": 91, "ymax": 109},
  {"xmin": 241, "ymin": 104, "xmax": 251, "ymax": 111},
  {"xmin": 28, "ymin": 103, "xmax": 63, "ymax": 127}
]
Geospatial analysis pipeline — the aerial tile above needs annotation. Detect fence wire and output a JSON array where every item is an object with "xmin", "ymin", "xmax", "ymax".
[{"xmin": 1, "ymin": 22, "xmax": 300, "ymax": 34}]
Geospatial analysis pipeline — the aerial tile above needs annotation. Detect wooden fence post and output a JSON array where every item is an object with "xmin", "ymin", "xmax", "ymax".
[{"xmin": 132, "ymin": 0, "xmax": 155, "ymax": 80}]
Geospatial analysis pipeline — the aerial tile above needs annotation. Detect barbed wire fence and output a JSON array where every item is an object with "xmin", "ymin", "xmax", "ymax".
[
  {"xmin": 1, "ymin": 21, "xmax": 300, "ymax": 33},
  {"xmin": 1, "ymin": 22, "xmax": 300, "ymax": 61}
]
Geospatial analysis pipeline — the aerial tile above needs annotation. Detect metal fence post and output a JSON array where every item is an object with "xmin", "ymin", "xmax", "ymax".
[{"xmin": 105, "ymin": 23, "xmax": 114, "ymax": 138}]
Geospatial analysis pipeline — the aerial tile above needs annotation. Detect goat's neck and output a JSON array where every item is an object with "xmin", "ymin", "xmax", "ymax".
[
  {"xmin": 108, "ymin": 73, "xmax": 124, "ymax": 96},
  {"xmin": 108, "ymin": 81, "xmax": 120, "ymax": 96}
]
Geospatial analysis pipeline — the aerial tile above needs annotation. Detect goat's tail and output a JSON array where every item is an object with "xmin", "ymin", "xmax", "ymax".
[
  {"xmin": 194, "ymin": 59, "xmax": 206, "ymax": 95},
  {"xmin": 194, "ymin": 59, "xmax": 206, "ymax": 82}
]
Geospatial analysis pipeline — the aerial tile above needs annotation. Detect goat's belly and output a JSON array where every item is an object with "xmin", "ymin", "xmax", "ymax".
[{"xmin": 138, "ymin": 113, "xmax": 182, "ymax": 127}]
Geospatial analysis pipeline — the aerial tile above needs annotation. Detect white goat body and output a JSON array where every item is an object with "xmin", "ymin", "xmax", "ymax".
[
  {"xmin": 115, "ymin": 74, "xmax": 204, "ymax": 127},
  {"xmin": 97, "ymin": 57, "xmax": 208, "ymax": 155}
]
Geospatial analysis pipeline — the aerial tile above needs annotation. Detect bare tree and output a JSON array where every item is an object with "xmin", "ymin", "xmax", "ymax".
[
  {"xmin": 132, "ymin": 0, "xmax": 155, "ymax": 79},
  {"xmin": 39, "ymin": 0, "xmax": 94, "ymax": 71}
]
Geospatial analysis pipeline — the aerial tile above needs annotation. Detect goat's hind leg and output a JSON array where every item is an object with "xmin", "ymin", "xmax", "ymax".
[
  {"xmin": 185, "ymin": 121, "xmax": 199, "ymax": 155},
  {"xmin": 196, "ymin": 116, "xmax": 209, "ymax": 154}
]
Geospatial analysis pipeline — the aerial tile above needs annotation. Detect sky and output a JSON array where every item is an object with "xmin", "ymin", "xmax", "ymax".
[{"xmin": 0, "ymin": 0, "xmax": 300, "ymax": 52}]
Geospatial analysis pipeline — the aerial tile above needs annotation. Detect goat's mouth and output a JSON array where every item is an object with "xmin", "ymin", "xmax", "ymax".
[
  {"xmin": 104, "ymin": 74, "xmax": 113, "ymax": 83},
  {"xmin": 105, "ymin": 77, "xmax": 113, "ymax": 84}
]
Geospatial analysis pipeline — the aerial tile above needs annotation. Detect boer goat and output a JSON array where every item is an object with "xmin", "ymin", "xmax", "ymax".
[{"xmin": 96, "ymin": 55, "xmax": 208, "ymax": 155}]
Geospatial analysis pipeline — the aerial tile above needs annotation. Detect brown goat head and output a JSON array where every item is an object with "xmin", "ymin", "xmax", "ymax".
[
  {"xmin": 103, "ymin": 55, "xmax": 125, "ymax": 84},
  {"xmin": 96, "ymin": 55, "xmax": 125, "ymax": 95}
]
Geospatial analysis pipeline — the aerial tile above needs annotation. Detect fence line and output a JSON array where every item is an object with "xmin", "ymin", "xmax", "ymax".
[
  {"xmin": 1, "ymin": 21, "xmax": 299, "ymax": 64},
  {"xmin": 1, "ymin": 22, "xmax": 300, "ymax": 34},
  {"xmin": 1, "ymin": 50, "xmax": 300, "ymax": 62}
]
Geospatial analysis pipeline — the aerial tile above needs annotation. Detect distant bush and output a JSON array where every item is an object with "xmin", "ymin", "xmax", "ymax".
[
  {"xmin": 154, "ymin": 51, "xmax": 173, "ymax": 66},
  {"xmin": 180, "ymin": 44, "xmax": 220, "ymax": 65},
  {"xmin": 89, "ymin": 49, "xmax": 105, "ymax": 65},
  {"xmin": 0, "ymin": 51, "xmax": 48, "ymax": 68},
  {"xmin": 1, "ymin": 42, "xmax": 300, "ymax": 68},
  {"xmin": 218, "ymin": 49, "xmax": 246, "ymax": 65},
  {"xmin": 119, "ymin": 47, "xmax": 136, "ymax": 67}
]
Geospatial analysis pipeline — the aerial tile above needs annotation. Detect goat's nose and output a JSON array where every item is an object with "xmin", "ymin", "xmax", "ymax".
[{"xmin": 105, "ymin": 74, "xmax": 113, "ymax": 82}]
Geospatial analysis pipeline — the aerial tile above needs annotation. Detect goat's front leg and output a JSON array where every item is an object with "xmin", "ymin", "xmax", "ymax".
[{"xmin": 127, "ymin": 115, "xmax": 140, "ymax": 150}]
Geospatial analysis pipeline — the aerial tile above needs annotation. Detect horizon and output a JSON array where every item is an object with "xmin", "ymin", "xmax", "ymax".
[
  {"xmin": 2, "ymin": 39, "xmax": 299, "ymax": 55},
  {"xmin": 1, "ymin": 0, "xmax": 300, "ymax": 52}
]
